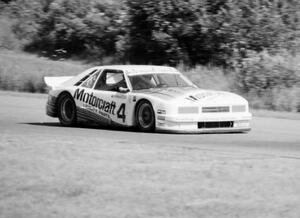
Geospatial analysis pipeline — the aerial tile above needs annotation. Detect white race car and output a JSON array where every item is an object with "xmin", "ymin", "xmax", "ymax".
[{"xmin": 45, "ymin": 65, "xmax": 251, "ymax": 133}]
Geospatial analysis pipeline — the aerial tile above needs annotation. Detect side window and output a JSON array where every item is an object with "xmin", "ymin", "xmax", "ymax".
[
  {"xmin": 74, "ymin": 69, "xmax": 98, "ymax": 86},
  {"xmin": 94, "ymin": 70, "xmax": 127, "ymax": 91},
  {"xmin": 81, "ymin": 70, "xmax": 100, "ymax": 88}
]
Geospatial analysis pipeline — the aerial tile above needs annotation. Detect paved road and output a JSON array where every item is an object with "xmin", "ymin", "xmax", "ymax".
[
  {"xmin": 1, "ymin": 91, "xmax": 299, "ymax": 157},
  {"xmin": 1, "ymin": 91, "xmax": 300, "ymax": 218}
]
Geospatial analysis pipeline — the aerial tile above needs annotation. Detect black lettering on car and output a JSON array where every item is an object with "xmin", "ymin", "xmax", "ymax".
[
  {"xmin": 117, "ymin": 103, "xmax": 126, "ymax": 122},
  {"xmin": 104, "ymin": 102, "xmax": 110, "ymax": 112},
  {"xmin": 110, "ymin": 101, "xmax": 116, "ymax": 115},
  {"xmin": 74, "ymin": 88, "xmax": 116, "ymax": 115},
  {"xmin": 74, "ymin": 88, "xmax": 84, "ymax": 101}
]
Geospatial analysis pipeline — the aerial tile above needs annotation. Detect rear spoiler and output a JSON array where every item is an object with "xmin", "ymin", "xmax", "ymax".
[{"xmin": 44, "ymin": 76, "xmax": 73, "ymax": 89}]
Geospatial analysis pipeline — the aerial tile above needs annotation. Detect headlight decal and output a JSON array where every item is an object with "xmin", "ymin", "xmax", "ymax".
[
  {"xmin": 157, "ymin": 109, "xmax": 166, "ymax": 114},
  {"xmin": 178, "ymin": 107, "xmax": 199, "ymax": 114},
  {"xmin": 157, "ymin": 115, "xmax": 166, "ymax": 120},
  {"xmin": 232, "ymin": 105, "xmax": 246, "ymax": 112}
]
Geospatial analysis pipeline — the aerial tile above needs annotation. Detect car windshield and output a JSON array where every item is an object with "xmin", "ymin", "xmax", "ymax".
[{"xmin": 128, "ymin": 73, "xmax": 193, "ymax": 90}]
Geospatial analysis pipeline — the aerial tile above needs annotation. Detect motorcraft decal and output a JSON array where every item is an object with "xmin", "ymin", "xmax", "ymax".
[{"xmin": 74, "ymin": 88, "xmax": 116, "ymax": 115}]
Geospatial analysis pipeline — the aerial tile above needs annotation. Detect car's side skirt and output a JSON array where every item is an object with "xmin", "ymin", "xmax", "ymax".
[
  {"xmin": 76, "ymin": 107, "xmax": 131, "ymax": 128},
  {"xmin": 76, "ymin": 107, "xmax": 111, "ymax": 125}
]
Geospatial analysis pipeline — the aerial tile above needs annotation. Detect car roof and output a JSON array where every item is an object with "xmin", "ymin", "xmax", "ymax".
[
  {"xmin": 96, "ymin": 65, "xmax": 179, "ymax": 76},
  {"xmin": 58, "ymin": 65, "xmax": 181, "ymax": 88}
]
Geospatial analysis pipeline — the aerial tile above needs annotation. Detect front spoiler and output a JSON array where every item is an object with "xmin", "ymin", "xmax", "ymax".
[
  {"xmin": 156, "ymin": 126, "xmax": 251, "ymax": 134},
  {"xmin": 155, "ymin": 115, "xmax": 252, "ymax": 134}
]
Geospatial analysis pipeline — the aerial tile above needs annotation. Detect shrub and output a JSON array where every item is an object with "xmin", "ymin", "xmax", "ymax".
[
  {"xmin": 235, "ymin": 51, "xmax": 300, "ymax": 93},
  {"xmin": 271, "ymin": 86, "xmax": 300, "ymax": 112},
  {"xmin": 180, "ymin": 65, "xmax": 234, "ymax": 92},
  {"xmin": 235, "ymin": 51, "xmax": 300, "ymax": 111}
]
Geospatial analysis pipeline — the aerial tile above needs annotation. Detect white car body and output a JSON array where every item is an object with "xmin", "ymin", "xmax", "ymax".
[{"xmin": 45, "ymin": 65, "xmax": 252, "ymax": 133}]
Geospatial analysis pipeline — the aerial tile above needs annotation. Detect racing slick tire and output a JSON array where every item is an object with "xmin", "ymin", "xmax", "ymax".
[
  {"xmin": 57, "ymin": 93, "xmax": 77, "ymax": 126},
  {"xmin": 135, "ymin": 100, "xmax": 155, "ymax": 132}
]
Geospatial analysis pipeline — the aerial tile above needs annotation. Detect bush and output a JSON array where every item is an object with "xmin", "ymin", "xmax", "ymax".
[
  {"xmin": 180, "ymin": 64, "xmax": 234, "ymax": 92},
  {"xmin": 271, "ymin": 87, "xmax": 300, "ymax": 112},
  {"xmin": 235, "ymin": 51, "xmax": 300, "ymax": 93},
  {"xmin": 235, "ymin": 51, "xmax": 300, "ymax": 111}
]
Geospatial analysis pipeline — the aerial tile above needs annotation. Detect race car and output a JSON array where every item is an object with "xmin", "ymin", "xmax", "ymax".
[{"xmin": 44, "ymin": 65, "xmax": 252, "ymax": 133}]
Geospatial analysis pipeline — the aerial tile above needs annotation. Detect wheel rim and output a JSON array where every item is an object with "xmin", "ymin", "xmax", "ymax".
[
  {"xmin": 61, "ymin": 98, "xmax": 74, "ymax": 122},
  {"xmin": 138, "ymin": 103, "xmax": 153, "ymax": 129}
]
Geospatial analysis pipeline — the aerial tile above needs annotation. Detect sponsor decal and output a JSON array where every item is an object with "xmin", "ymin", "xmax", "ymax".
[
  {"xmin": 74, "ymin": 88, "xmax": 116, "ymax": 115},
  {"xmin": 74, "ymin": 88, "xmax": 126, "ymax": 122},
  {"xmin": 82, "ymin": 103, "xmax": 110, "ymax": 119}
]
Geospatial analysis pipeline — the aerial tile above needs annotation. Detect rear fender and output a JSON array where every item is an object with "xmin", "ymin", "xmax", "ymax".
[{"xmin": 44, "ymin": 76, "xmax": 73, "ymax": 89}]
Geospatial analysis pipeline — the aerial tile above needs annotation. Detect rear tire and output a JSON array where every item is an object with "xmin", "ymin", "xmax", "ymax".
[
  {"xmin": 57, "ymin": 93, "xmax": 77, "ymax": 126},
  {"xmin": 135, "ymin": 100, "xmax": 155, "ymax": 132}
]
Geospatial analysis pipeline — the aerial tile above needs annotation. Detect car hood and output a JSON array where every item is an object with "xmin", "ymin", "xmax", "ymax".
[{"xmin": 133, "ymin": 87, "xmax": 247, "ymax": 105}]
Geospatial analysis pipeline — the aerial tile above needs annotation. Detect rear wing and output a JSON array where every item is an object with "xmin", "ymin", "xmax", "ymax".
[{"xmin": 44, "ymin": 76, "xmax": 73, "ymax": 89}]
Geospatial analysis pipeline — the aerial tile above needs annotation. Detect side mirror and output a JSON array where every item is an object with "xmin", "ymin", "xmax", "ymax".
[{"xmin": 118, "ymin": 87, "xmax": 130, "ymax": 93}]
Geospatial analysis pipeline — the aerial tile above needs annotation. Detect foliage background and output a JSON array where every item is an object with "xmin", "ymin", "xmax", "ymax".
[{"xmin": 0, "ymin": 0, "xmax": 299, "ymax": 111}]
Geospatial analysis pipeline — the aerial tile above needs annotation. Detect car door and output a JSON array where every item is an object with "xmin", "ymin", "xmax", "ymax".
[{"xmin": 92, "ymin": 69, "xmax": 130, "ymax": 126}]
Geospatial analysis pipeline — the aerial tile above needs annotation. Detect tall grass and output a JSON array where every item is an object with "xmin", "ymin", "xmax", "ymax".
[
  {"xmin": 235, "ymin": 51, "xmax": 300, "ymax": 112},
  {"xmin": 0, "ymin": 49, "xmax": 299, "ymax": 112},
  {"xmin": 0, "ymin": 50, "xmax": 89, "ymax": 92},
  {"xmin": 181, "ymin": 65, "xmax": 234, "ymax": 92}
]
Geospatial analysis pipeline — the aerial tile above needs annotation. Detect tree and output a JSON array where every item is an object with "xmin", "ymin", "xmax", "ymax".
[{"xmin": 10, "ymin": 0, "xmax": 126, "ymax": 61}]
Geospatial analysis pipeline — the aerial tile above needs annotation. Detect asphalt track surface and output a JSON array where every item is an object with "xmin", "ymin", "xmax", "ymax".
[
  {"xmin": 1, "ymin": 91, "xmax": 299, "ymax": 157},
  {"xmin": 1, "ymin": 91, "xmax": 300, "ymax": 218}
]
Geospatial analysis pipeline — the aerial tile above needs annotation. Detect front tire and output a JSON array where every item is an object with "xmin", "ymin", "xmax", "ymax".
[
  {"xmin": 135, "ymin": 100, "xmax": 155, "ymax": 132},
  {"xmin": 57, "ymin": 93, "xmax": 77, "ymax": 126}
]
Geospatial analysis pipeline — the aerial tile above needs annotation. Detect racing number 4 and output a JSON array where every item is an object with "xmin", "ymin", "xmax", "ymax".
[{"xmin": 117, "ymin": 103, "xmax": 126, "ymax": 122}]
